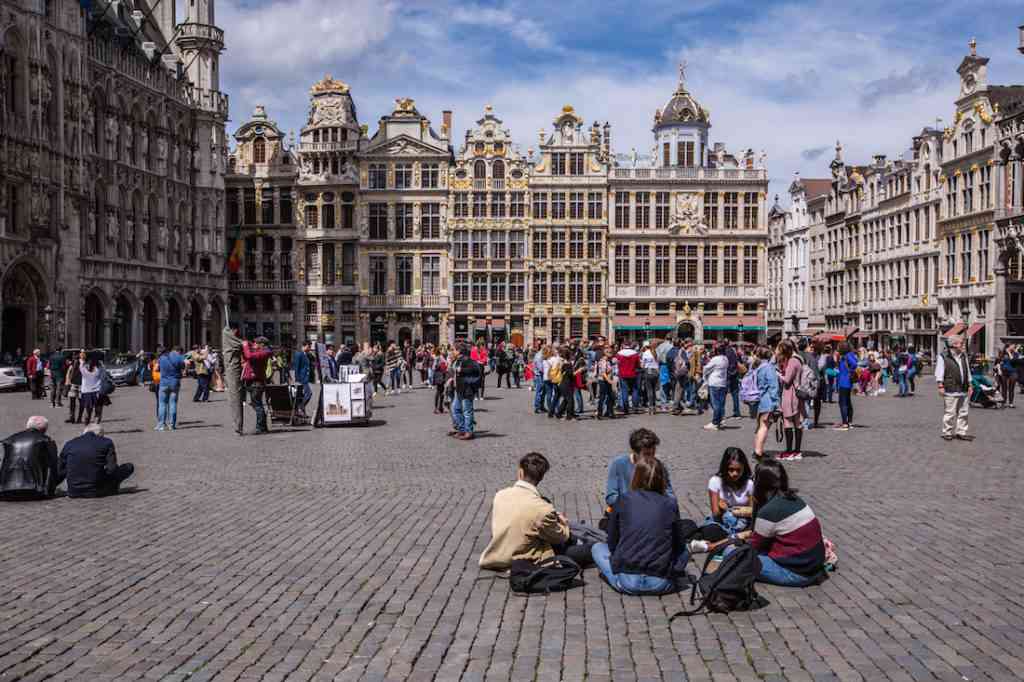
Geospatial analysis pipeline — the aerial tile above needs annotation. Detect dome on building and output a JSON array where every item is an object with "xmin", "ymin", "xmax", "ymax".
[{"xmin": 653, "ymin": 63, "xmax": 710, "ymax": 131}]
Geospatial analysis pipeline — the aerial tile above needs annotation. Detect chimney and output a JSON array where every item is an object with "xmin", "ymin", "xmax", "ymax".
[{"xmin": 442, "ymin": 110, "xmax": 452, "ymax": 140}]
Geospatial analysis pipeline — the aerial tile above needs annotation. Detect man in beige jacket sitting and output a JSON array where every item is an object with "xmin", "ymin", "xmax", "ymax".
[{"xmin": 480, "ymin": 452, "xmax": 593, "ymax": 570}]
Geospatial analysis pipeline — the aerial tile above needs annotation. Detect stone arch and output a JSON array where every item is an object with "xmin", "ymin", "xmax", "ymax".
[
  {"xmin": 112, "ymin": 288, "xmax": 139, "ymax": 352},
  {"xmin": 0, "ymin": 26, "xmax": 27, "ymax": 128},
  {"xmin": 82, "ymin": 286, "xmax": 109, "ymax": 349},
  {"xmin": 208, "ymin": 295, "xmax": 225, "ymax": 345},
  {"xmin": 675, "ymin": 316, "xmax": 704, "ymax": 344},
  {"xmin": 473, "ymin": 160, "xmax": 486, "ymax": 178},
  {"xmin": 187, "ymin": 293, "xmax": 205, "ymax": 348},
  {"xmin": 1, "ymin": 257, "xmax": 49, "ymax": 355},
  {"xmin": 164, "ymin": 293, "xmax": 186, "ymax": 349}
]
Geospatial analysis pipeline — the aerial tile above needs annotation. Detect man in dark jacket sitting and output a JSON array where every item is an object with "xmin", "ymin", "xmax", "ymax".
[
  {"xmin": 1, "ymin": 416, "xmax": 63, "ymax": 500},
  {"xmin": 59, "ymin": 424, "xmax": 134, "ymax": 498}
]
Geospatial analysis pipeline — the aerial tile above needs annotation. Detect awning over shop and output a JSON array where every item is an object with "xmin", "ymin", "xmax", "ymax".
[
  {"xmin": 943, "ymin": 322, "xmax": 965, "ymax": 338},
  {"xmin": 965, "ymin": 322, "xmax": 984, "ymax": 338},
  {"xmin": 705, "ymin": 325, "xmax": 760, "ymax": 331},
  {"xmin": 489, "ymin": 318, "xmax": 506, "ymax": 329},
  {"xmin": 615, "ymin": 325, "xmax": 675, "ymax": 331}
]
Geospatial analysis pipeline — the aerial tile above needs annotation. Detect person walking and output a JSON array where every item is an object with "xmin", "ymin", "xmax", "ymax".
[
  {"xmin": 292, "ymin": 341, "xmax": 313, "ymax": 417},
  {"xmin": 155, "ymin": 345, "xmax": 187, "ymax": 431},
  {"xmin": 936, "ymin": 336, "xmax": 972, "ymax": 441},
  {"xmin": 64, "ymin": 350, "xmax": 85, "ymax": 424},
  {"xmin": 702, "ymin": 345, "xmax": 729, "ymax": 431},
  {"xmin": 751, "ymin": 346, "xmax": 780, "ymax": 459},
  {"xmin": 78, "ymin": 354, "xmax": 105, "ymax": 426},
  {"xmin": 223, "ymin": 327, "xmax": 244, "ymax": 436},
  {"xmin": 431, "ymin": 348, "xmax": 448, "ymax": 414},
  {"xmin": 471, "ymin": 339, "xmax": 489, "ymax": 400},
  {"xmin": 47, "ymin": 348, "xmax": 66, "ymax": 408},
  {"xmin": 25, "ymin": 350, "xmax": 43, "ymax": 400},
  {"xmin": 532, "ymin": 345, "xmax": 549, "ymax": 413},
  {"xmin": 242, "ymin": 336, "xmax": 272, "ymax": 435},
  {"xmin": 192, "ymin": 346, "xmax": 211, "ymax": 402},
  {"xmin": 834, "ymin": 342, "xmax": 858, "ymax": 430}
]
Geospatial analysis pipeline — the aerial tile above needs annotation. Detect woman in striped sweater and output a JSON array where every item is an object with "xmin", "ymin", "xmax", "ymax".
[{"xmin": 748, "ymin": 459, "xmax": 826, "ymax": 586}]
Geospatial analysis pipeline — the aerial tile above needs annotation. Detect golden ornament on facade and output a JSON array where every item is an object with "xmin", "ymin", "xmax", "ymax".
[
  {"xmin": 311, "ymin": 74, "xmax": 350, "ymax": 94},
  {"xmin": 973, "ymin": 101, "xmax": 993, "ymax": 125}
]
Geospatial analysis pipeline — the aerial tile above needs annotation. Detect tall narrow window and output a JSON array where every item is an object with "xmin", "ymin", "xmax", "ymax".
[
  {"xmin": 587, "ymin": 192, "xmax": 603, "ymax": 219},
  {"xmin": 615, "ymin": 245, "xmax": 630, "ymax": 284},
  {"xmin": 635, "ymin": 192, "xmax": 650, "ymax": 229},
  {"xmin": 453, "ymin": 272, "xmax": 469, "ymax": 301},
  {"xmin": 551, "ymin": 153, "xmax": 566, "ymax": 176},
  {"xmin": 369, "ymin": 256, "xmax": 387, "ymax": 295},
  {"xmin": 454, "ymin": 192, "xmax": 469, "ymax": 217},
  {"xmin": 532, "ymin": 192, "xmax": 548, "ymax": 219},
  {"xmin": 743, "ymin": 245, "xmax": 758, "ymax": 284},
  {"xmin": 421, "ymin": 203, "xmax": 440, "ymax": 239},
  {"xmin": 395, "ymin": 163, "xmax": 413, "ymax": 189},
  {"xmin": 570, "ymin": 152, "xmax": 584, "ymax": 175},
  {"xmin": 341, "ymin": 242, "xmax": 355, "ymax": 285},
  {"xmin": 551, "ymin": 193, "xmax": 566, "ymax": 219},
  {"xmin": 662, "ymin": 142, "xmax": 671, "ymax": 167},
  {"xmin": 569, "ymin": 192, "xmax": 584, "ymax": 219},
  {"xmin": 304, "ymin": 202, "xmax": 318, "ymax": 229},
  {"xmin": 705, "ymin": 192, "xmax": 719, "ymax": 230},
  {"xmin": 743, "ymin": 192, "xmax": 759, "ymax": 229},
  {"xmin": 253, "ymin": 137, "xmax": 266, "ymax": 163},
  {"xmin": 368, "ymin": 164, "xmax": 386, "ymax": 189},
  {"xmin": 551, "ymin": 230, "xmax": 566, "ymax": 259},
  {"xmin": 510, "ymin": 192, "xmax": 526, "ymax": 217},
  {"xmin": 655, "ymin": 245, "xmax": 670, "ymax": 284},
  {"xmin": 533, "ymin": 229, "xmax": 548, "ymax": 259},
  {"xmin": 368, "ymin": 203, "xmax": 388, "ymax": 239},
  {"xmin": 724, "ymin": 192, "xmax": 739, "ymax": 229},
  {"xmin": 471, "ymin": 230, "xmax": 487, "ymax": 259},
  {"xmin": 279, "ymin": 188, "xmax": 293, "ymax": 224},
  {"xmin": 634, "ymin": 245, "xmax": 650, "ymax": 284},
  {"xmin": 244, "ymin": 189, "xmax": 257, "ymax": 225},
  {"xmin": 550, "ymin": 272, "xmax": 566, "ymax": 303},
  {"xmin": 569, "ymin": 272, "xmax": 583, "ymax": 303},
  {"xmin": 569, "ymin": 230, "xmax": 584, "ymax": 259},
  {"xmin": 473, "ymin": 192, "xmax": 487, "ymax": 217},
  {"xmin": 615, "ymin": 192, "xmax": 630, "ymax": 229},
  {"xmin": 532, "ymin": 272, "xmax": 548, "ymax": 303},
  {"xmin": 422, "ymin": 255, "xmax": 440, "ymax": 295},
  {"xmin": 396, "ymin": 255, "xmax": 413, "ymax": 295},
  {"xmin": 395, "ymin": 203, "xmax": 413, "ymax": 239},
  {"xmin": 587, "ymin": 272, "xmax": 602, "ymax": 303},
  {"xmin": 587, "ymin": 231, "xmax": 603, "ymax": 259},
  {"xmin": 704, "ymin": 245, "xmax": 719, "ymax": 284},
  {"xmin": 655, "ymin": 192, "xmax": 669, "ymax": 230}
]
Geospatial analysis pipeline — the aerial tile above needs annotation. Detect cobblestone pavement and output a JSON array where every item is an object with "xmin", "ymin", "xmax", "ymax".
[{"xmin": 1, "ymin": 377, "xmax": 1022, "ymax": 681}]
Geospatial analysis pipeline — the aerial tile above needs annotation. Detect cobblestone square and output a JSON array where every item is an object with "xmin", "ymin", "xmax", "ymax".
[{"xmin": 1, "ymin": 378, "xmax": 1022, "ymax": 681}]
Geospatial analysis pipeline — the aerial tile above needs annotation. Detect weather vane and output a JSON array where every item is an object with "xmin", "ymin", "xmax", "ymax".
[{"xmin": 678, "ymin": 60, "xmax": 688, "ymax": 90}]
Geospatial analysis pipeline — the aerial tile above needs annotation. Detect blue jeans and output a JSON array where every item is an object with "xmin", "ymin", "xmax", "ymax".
[
  {"xmin": 897, "ymin": 371, "xmax": 908, "ymax": 396},
  {"xmin": 389, "ymin": 367, "xmax": 401, "ymax": 391},
  {"xmin": 597, "ymin": 380, "xmax": 615, "ymax": 417},
  {"xmin": 193, "ymin": 374, "xmax": 210, "ymax": 401},
  {"xmin": 591, "ymin": 542, "xmax": 685, "ymax": 595},
  {"xmin": 703, "ymin": 511, "xmax": 749, "ymax": 537},
  {"xmin": 533, "ymin": 375, "xmax": 546, "ymax": 411},
  {"xmin": 157, "ymin": 383, "xmax": 179, "ymax": 428},
  {"xmin": 757, "ymin": 555, "xmax": 816, "ymax": 587},
  {"xmin": 728, "ymin": 375, "xmax": 741, "ymax": 417},
  {"xmin": 710, "ymin": 385, "xmax": 727, "ymax": 426},
  {"xmin": 451, "ymin": 394, "xmax": 475, "ymax": 434},
  {"xmin": 619, "ymin": 377, "xmax": 640, "ymax": 412},
  {"xmin": 825, "ymin": 377, "xmax": 835, "ymax": 402},
  {"xmin": 684, "ymin": 380, "xmax": 696, "ymax": 408},
  {"xmin": 299, "ymin": 381, "xmax": 312, "ymax": 410},
  {"xmin": 838, "ymin": 387, "xmax": 853, "ymax": 426},
  {"xmin": 574, "ymin": 387, "xmax": 584, "ymax": 414}
]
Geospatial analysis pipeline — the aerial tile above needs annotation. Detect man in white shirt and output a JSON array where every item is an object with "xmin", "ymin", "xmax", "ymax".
[{"xmin": 934, "ymin": 336, "xmax": 972, "ymax": 441}]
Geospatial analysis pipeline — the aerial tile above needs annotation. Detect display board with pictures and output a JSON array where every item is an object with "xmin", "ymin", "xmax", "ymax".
[{"xmin": 318, "ymin": 369, "xmax": 373, "ymax": 425}]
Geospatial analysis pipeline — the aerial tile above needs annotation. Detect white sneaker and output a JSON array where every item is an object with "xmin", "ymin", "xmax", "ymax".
[
  {"xmin": 703, "ymin": 422, "xmax": 719, "ymax": 431},
  {"xmin": 688, "ymin": 540, "xmax": 709, "ymax": 554}
]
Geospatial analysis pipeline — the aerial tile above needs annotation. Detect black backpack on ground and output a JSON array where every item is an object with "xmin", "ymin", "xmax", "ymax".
[
  {"xmin": 509, "ymin": 555, "xmax": 583, "ymax": 594},
  {"xmin": 669, "ymin": 540, "xmax": 762, "ymax": 618}
]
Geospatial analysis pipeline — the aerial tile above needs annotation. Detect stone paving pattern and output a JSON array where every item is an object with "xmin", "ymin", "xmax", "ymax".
[{"xmin": 1, "ymin": 377, "xmax": 1022, "ymax": 681}]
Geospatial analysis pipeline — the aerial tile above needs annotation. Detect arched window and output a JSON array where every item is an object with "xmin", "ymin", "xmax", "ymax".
[
  {"xmin": 92, "ymin": 183, "xmax": 104, "ymax": 256},
  {"xmin": 473, "ymin": 160, "xmax": 486, "ymax": 178},
  {"xmin": 3, "ymin": 36, "xmax": 22, "ymax": 119},
  {"xmin": 492, "ymin": 160, "xmax": 505, "ymax": 179},
  {"xmin": 253, "ymin": 137, "xmax": 266, "ymax": 163}
]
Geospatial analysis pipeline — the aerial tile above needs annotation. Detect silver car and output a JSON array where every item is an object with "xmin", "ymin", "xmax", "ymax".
[{"xmin": 0, "ymin": 365, "xmax": 28, "ymax": 392}]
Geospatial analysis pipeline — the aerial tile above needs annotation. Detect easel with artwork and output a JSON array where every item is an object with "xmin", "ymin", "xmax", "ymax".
[{"xmin": 313, "ymin": 365, "xmax": 373, "ymax": 427}]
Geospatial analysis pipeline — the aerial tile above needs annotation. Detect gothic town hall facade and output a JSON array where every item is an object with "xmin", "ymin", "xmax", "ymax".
[{"xmin": 1, "ymin": 0, "xmax": 228, "ymax": 356}]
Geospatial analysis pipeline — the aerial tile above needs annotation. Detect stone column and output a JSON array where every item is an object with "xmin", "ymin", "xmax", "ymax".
[
  {"xmin": 157, "ymin": 318, "xmax": 167, "ymax": 349},
  {"xmin": 102, "ymin": 318, "xmax": 113, "ymax": 349}
]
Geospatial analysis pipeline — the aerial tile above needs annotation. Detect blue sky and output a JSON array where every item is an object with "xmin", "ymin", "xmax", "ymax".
[{"xmin": 213, "ymin": 0, "xmax": 1024, "ymax": 200}]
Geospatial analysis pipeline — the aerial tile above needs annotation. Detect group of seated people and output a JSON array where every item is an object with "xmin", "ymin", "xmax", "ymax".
[
  {"xmin": 0, "ymin": 416, "xmax": 135, "ymax": 500},
  {"xmin": 480, "ymin": 428, "xmax": 827, "ymax": 595}
]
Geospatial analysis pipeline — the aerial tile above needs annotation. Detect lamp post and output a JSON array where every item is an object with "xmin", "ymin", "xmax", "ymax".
[
  {"xmin": 960, "ymin": 304, "xmax": 971, "ymax": 353},
  {"xmin": 738, "ymin": 321, "xmax": 745, "ymax": 346}
]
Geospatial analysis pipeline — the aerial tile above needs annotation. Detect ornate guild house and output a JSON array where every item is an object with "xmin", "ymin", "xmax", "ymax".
[{"xmin": 1, "ymin": 0, "xmax": 228, "ymax": 356}]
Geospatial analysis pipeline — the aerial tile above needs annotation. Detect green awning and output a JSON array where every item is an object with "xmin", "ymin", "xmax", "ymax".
[
  {"xmin": 704, "ymin": 325, "xmax": 765, "ymax": 331},
  {"xmin": 614, "ymin": 325, "xmax": 676, "ymax": 331}
]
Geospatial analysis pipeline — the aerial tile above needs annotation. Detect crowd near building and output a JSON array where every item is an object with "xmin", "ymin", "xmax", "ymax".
[
  {"xmin": 226, "ymin": 65, "xmax": 770, "ymax": 349},
  {"xmin": 1, "ymin": 0, "xmax": 229, "ymax": 356},
  {"xmin": 770, "ymin": 37, "xmax": 1024, "ymax": 358}
]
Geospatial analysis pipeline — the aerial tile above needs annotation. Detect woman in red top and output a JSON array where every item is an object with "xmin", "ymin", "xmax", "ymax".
[
  {"xmin": 470, "ymin": 340, "xmax": 489, "ymax": 400},
  {"xmin": 776, "ymin": 340, "xmax": 806, "ymax": 461}
]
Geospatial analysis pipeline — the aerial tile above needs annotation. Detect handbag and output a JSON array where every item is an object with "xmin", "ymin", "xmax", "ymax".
[
  {"xmin": 697, "ymin": 382, "xmax": 709, "ymax": 402},
  {"xmin": 100, "ymin": 370, "xmax": 116, "ymax": 396}
]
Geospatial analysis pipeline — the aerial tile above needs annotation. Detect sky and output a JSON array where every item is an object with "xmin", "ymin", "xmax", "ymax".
[{"xmin": 209, "ymin": 0, "xmax": 1024, "ymax": 202}]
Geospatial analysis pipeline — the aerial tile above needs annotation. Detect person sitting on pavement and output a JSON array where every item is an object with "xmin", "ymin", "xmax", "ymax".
[
  {"xmin": 479, "ymin": 452, "xmax": 593, "ymax": 570},
  {"xmin": 59, "ymin": 424, "xmax": 134, "ymax": 498},
  {"xmin": 0, "ymin": 416, "xmax": 63, "ymax": 500},
  {"xmin": 704, "ymin": 447, "xmax": 754, "ymax": 539},
  {"xmin": 605, "ymin": 428, "xmax": 675, "ymax": 510},
  {"xmin": 745, "ymin": 458, "xmax": 826, "ymax": 587},
  {"xmin": 591, "ymin": 455, "xmax": 693, "ymax": 595}
]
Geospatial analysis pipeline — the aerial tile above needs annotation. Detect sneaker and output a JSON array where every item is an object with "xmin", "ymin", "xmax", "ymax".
[
  {"xmin": 703, "ymin": 422, "xmax": 719, "ymax": 431},
  {"xmin": 154, "ymin": 425, "xmax": 166, "ymax": 431},
  {"xmin": 688, "ymin": 540, "xmax": 709, "ymax": 554},
  {"xmin": 779, "ymin": 451, "xmax": 802, "ymax": 461}
]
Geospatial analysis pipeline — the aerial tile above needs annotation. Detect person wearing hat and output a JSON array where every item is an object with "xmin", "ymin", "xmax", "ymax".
[{"xmin": 242, "ymin": 336, "xmax": 273, "ymax": 435}]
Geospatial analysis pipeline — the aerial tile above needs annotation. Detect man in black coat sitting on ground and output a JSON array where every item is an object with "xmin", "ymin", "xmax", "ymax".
[
  {"xmin": 60, "ymin": 424, "xmax": 134, "ymax": 498},
  {"xmin": 0, "ymin": 415, "xmax": 63, "ymax": 500}
]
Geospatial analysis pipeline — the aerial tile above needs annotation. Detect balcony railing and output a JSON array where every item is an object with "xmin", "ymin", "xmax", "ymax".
[
  {"xmin": 612, "ymin": 167, "xmax": 766, "ymax": 181},
  {"xmin": 367, "ymin": 294, "xmax": 388, "ymax": 306},
  {"xmin": 298, "ymin": 140, "xmax": 359, "ymax": 153},
  {"xmin": 303, "ymin": 314, "xmax": 321, "ymax": 325},
  {"xmin": 492, "ymin": 179, "xmax": 506, "ymax": 190},
  {"xmin": 229, "ymin": 279, "xmax": 296, "ymax": 291}
]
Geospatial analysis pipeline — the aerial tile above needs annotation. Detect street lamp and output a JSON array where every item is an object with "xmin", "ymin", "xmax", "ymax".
[
  {"xmin": 738, "ymin": 321, "xmax": 745, "ymax": 346},
  {"xmin": 43, "ymin": 305, "xmax": 53, "ymax": 348}
]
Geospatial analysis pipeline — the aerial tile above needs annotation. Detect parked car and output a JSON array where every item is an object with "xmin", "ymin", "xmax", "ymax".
[
  {"xmin": 0, "ymin": 365, "xmax": 28, "ymax": 392},
  {"xmin": 105, "ymin": 353, "xmax": 141, "ymax": 386}
]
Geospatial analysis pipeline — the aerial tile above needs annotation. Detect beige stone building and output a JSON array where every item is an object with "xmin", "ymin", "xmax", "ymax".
[
  {"xmin": 225, "ymin": 105, "xmax": 298, "ymax": 345},
  {"xmin": 357, "ymin": 98, "xmax": 452, "ymax": 345},
  {"xmin": 607, "ymin": 72, "xmax": 769, "ymax": 344},
  {"xmin": 528, "ymin": 105, "xmax": 610, "ymax": 343},
  {"xmin": 449, "ymin": 105, "xmax": 529, "ymax": 344},
  {"xmin": 1, "ymin": 0, "xmax": 229, "ymax": 356}
]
